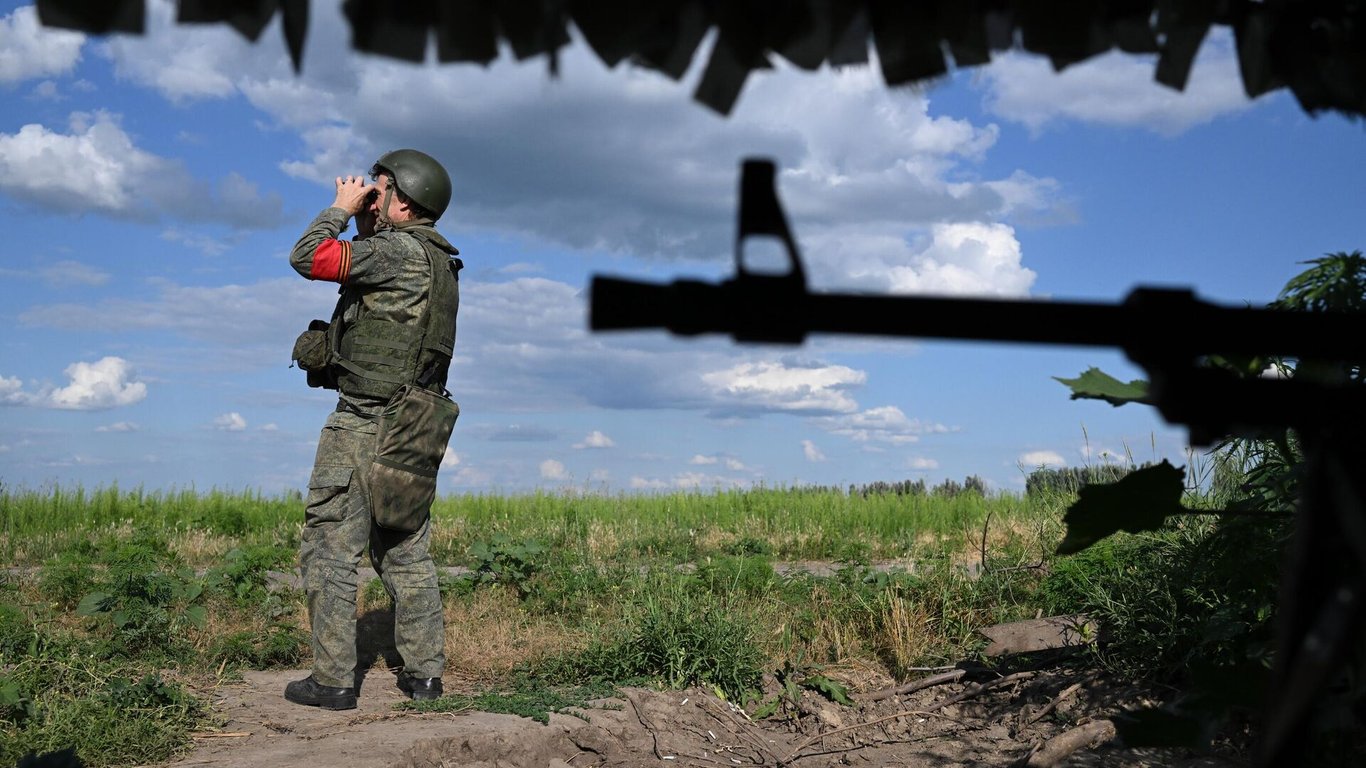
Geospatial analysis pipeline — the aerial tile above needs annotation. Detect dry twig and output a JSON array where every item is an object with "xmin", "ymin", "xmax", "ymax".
[
  {"xmin": 780, "ymin": 671, "xmax": 1036, "ymax": 765},
  {"xmin": 696, "ymin": 695, "xmax": 781, "ymax": 764},
  {"xmin": 858, "ymin": 669, "xmax": 966, "ymax": 703},
  {"xmin": 778, "ymin": 710, "xmax": 964, "ymax": 764},
  {"xmin": 190, "ymin": 731, "xmax": 252, "ymax": 739},
  {"xmin": 1022, "ymin": 676, "xmax": 1094, "ymax": 727},
  {"xmin": 928, "ymin": 670, "xmax": 1036, "ymax": 713},
  {"xmin": 1017, "ymin": 719, "xmax": 1117, "ymax": 767}
]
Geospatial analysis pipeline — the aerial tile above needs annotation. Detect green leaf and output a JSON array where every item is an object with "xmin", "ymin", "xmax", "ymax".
[
  {"xmin": 0, "ymin": 677, "xmax": 35, "ymax": 722},
  {"xmin": 76, "ymin": 592, "xmax": 112, "ymax": 616},
  {"xmin": 803, "ymin": 675, "xmax": 853, "ymax": 706},
  {"xmin": 751, "ymin": 697, "xmax": 780, "ymax": 719},
  {"xmin": 1056, "ymin": 461, "xmax": 1187, "ymax": 555},
  {"xmin": 184, "ymin": 604, "xmax": 208, "ymax": 628},
  {"xmin": 0, "ymin": 678, "xmax": 23, "ymax": 706},
  {"xmin": 1054, "ymin": 367, "xmax": 1150, "ymax": 406}
]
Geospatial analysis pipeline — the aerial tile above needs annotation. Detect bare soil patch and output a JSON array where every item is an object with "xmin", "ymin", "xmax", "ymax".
[{"xmin": 162, "ymin": 666, "xmax": 1247, "ymax": 768}]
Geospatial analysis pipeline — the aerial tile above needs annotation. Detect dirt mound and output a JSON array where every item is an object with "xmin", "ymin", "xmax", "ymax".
[{"xmin": 164, "ymin": 668, "xmax": 1244, "ymax": 768}]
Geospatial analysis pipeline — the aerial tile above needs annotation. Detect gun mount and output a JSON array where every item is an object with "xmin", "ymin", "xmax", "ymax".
[{"xmin": 588, "ymin": 158, "xmax": 1366, "ymax": 767}]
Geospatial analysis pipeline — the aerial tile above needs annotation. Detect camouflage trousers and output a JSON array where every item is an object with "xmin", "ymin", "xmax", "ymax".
[{"xmin": 300, "ymin": 409, "xmax": 446, "ymax": 689}]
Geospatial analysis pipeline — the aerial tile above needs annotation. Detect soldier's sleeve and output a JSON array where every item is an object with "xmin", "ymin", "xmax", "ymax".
[
  {"xmin": 290, "ymin": 208, "xmax": 353, "ymax": 282},
  {"xmin": 291, "ymin": 210, "xmax": 407, "ymax": 288}
]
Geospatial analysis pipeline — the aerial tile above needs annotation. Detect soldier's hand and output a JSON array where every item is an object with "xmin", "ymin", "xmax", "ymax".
[{"xmin": 332, "ymin": 175, "xmax": 376, "ymax": 217}]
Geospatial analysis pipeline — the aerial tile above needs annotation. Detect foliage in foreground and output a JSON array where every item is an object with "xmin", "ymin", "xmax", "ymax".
[
  {"xmin": 0, "ymin": 532, "xmax": 310, "ymax": 768},
  {"xmin": 1051, "ymin": 252, "xmax": 1366, "ymax": 762}
]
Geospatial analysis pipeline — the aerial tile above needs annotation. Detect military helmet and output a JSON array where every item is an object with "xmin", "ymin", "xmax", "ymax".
[{"xmin": 372, "ymin": 149, "xmax": 452, "ymax": 220}]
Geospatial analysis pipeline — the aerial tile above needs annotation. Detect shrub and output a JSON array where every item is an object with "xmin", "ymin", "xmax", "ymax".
[
  {"xmin": 467, "ymin": 534, "xmax": 547, "ymax": 597},
  {"xmin": 37, "ymin": 542, "xmax": 99, "ymax": 609},
  {"xmin": 203, "ymin": 545, "xmax": 293, "ymax": 606},
  {"xmin": 0, "ymin": 602, "xmax": 34, "ymax": 659},
  {"xmin": 209, "ymin": 625, "xmax": 308, "ymax": 669},
  {"xmin": 696, "ymin": 556, "xmax": 778, "ymax": 596},
  {"xmin": 74, "ymin": 535, "xmax": 206, "ymax": 660},
  {"xmin": 1040, "ymin": 514, "xmax": 1283, "ymax": 682},
  {"xmin": 723, "ymin": 536, "xmax": 773, "ymax": 557},
  {"xmin": 555, "ymin": 579, "xmax": 766, "ymax": 701}
]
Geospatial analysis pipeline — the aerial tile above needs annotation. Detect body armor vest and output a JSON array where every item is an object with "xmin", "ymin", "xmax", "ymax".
[{"xmin": 332, "ymin": 226, "xmax": 461, "ymax": 400}]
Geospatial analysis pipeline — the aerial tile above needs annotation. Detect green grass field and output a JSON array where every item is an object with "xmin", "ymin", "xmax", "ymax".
[
  {"xmin": 1, "ymin": 479, "xmax": 1235, "ymax": 767},
  {"xmin": 0, "ymin": 483, "xmax": 1052, "ymax": 566}
]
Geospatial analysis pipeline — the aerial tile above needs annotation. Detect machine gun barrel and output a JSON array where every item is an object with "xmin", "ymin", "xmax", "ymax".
[{"xmin": 590, "ymin": 273, "xmax": 1366, "ymax": 361}]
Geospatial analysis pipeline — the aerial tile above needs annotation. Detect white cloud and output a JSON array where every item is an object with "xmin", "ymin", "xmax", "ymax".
[
  {"xmin": 908, "ymin": 457, "xmax": 939, "ymax": 471},
  {"xmin": 808, "ymin": 221, "xmax": 1035, "ymax": 297},
  {"xmin": 441, "ymin": 447, "xmax": 461, "ymax": 468},
  {"xmin": 258, "ymin": 423, "xmax": 279, "ymax": 432},
  {"xmin": 218, "ymin": 32, "xmax": 1065, "ymax": 276},
  {"xmin": 213, "ymin": 412, "xmax": 247, "ymax": 431},
  {"xmin": 20, "ymin": 277, "xmax": 334, "ymax": 358},
  {"xmin": 0, "ymin": 6, "xmax": 83, "ymax": 84},
  {"xmin": 701, "ymin": 360, "xmax": 865, "ymax": 415},
  {"xmin": 817, "ymin": 405, "xmax": 951, "ymax": 445},
  {"xmin": 448, "ymin": 465, "xmax": 493, "ymax": 487},
  {"xmin": 540, "ymin": 459, "xmax": 568, "ymax": 480},
  {"xmin": 31, "ymin": 80, "xmax": 60, "ymax": 100},
  {"xmin": 95, "ymin": 421, "xmax": 139, "ymax": 432},
  {"xmin": 670, "ymin": 471, "xmax": 744, "ymax": 490},
  {"xmin": 573, "ymin": 430, "xmax": 615, "ymax": 449},
  {"xmin": 5, "ymin": 357, "xmax": 149, "ymax": 410},
  {"xmin": 625, "ymin": 467, "xmax": 743, "ymax": 489},
  {"xmin": 38, "ymin": 260, "xmax": 110, "ymax": 287},
  {"xmin": 979, "ymin": 32, "xmax": 1254, "ymax": 137},
  {"xmin": 1019, "ymin": 450, "xmax": 1067, "ymax": 469},
  {"xmin": 802, "ymin": 439, "xmax": 826, "ymax": 462},
  {"xmin": 1078, "ymin": 443, "xmax": 1129, "ymax": 464},
  {"xmin": 96, "ymin": 0, "xmax": 291, "ymax": 103},
  {"xmin": 0, "ymin": 111, "xmax": 285, "ymax": 227},
  {"xmin": 0, "ymin": 375, "xmax": 27, "ymax": 405},
  {"xmin": 687, "ymin": 454, "xmax": 746, "ymax": 470}
]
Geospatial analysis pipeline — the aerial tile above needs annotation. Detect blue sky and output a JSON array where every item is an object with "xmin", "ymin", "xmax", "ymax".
[{"xmin": 1, "ymin": 1, "xmax": 1362, "ymax": 496}]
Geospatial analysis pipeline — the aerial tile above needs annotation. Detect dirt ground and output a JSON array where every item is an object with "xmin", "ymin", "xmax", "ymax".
[
  {"xmin": 155, "ymin": 567, "xmax": 1247, "ymax": 767},
  {"xmin": 161, "ymin": 665, "xmax": 1249, "ymax": 768}
]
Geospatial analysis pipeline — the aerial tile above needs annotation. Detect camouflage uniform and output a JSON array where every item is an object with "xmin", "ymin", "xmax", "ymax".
[{"xmin": 290, "ymin": 207, "xmax": 459, "ymax": 689}]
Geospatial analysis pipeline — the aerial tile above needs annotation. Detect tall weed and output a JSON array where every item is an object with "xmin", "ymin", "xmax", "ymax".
[{"xmin": 1040, "ymin": 515, "xmax": 1282, "ymax": 681}]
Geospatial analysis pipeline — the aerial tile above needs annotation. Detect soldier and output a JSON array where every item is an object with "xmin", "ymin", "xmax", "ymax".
[{"xmin": 285, "ymin": 149, "xmax": 462, "ymax": 710}]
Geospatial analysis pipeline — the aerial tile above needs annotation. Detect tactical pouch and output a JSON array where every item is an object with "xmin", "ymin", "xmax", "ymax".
[
  {"xmin": 292, "ymin": 319, "xmax": 337, "ymax": 390},
  {"xmin": 367, "ymin": 384, "xmax": 460, "ymax": 532}
]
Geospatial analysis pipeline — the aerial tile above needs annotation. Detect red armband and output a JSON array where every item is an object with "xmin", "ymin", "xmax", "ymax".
[{"xmin": 310, "ymin": 240, "xmax": 352, "ymax": 283}]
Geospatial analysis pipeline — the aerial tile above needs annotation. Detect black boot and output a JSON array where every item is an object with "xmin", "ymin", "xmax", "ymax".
[
  {"xmin": 284, "ymin": 675, "xmax": 357, "ymax": 710},
  {"xmin": 397, "ymin": 673, "xmax": 443, "ymax": 700}
]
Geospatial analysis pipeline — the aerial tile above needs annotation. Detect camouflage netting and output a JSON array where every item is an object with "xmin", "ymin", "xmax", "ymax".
[{"xmin": 33, "ymin": 0, "xmax": 1366, "ymax": 117}]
